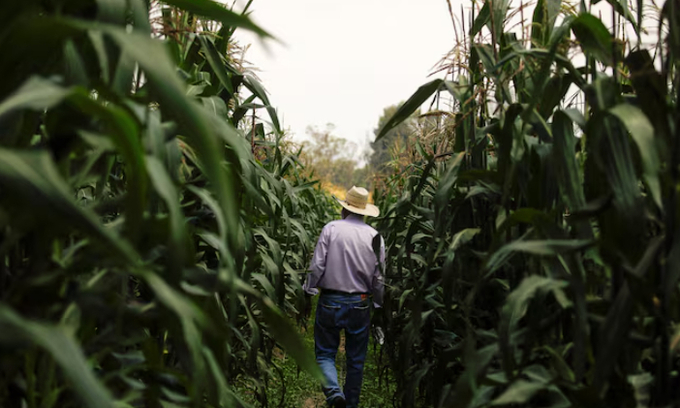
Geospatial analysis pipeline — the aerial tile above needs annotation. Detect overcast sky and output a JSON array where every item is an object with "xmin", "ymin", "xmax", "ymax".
[
  {"xmin": 233, "ymin": 0, "xmax": 657, "ymax": 154},
  {"xmin": 234, "ymin": 0, "xmax": 462, "ymax": 151}
]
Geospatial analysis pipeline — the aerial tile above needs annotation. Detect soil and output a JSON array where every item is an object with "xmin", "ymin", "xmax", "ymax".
[
  {"xmin": 303, "ymin": 333, "xmax": 346, "ymax": 408},
  {"xmin": 303, "ymin": 395, "xmax": 326, "ymax": 408}
]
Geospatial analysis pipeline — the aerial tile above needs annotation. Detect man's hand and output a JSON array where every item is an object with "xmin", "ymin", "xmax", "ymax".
[
  {"xmin": 371, "ymin": 305, "xmax": 384, "ymax": 327},
  {"xmin": 303, "ymin": 293, "xmax": 313, "ymax": 321},
  {"xmin": 371, "ymin": 307, "xmax": 385, "ymax": 345}
]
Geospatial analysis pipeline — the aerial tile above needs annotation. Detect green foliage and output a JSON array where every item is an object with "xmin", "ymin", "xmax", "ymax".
[
  {"xmin": 370, "ymin": 105, "xmax": 416, "ymax": 173},
  {"xmin": 0, "ymin": 1, "xmax": 335, "ymax": 407},
  {"xmin": 373, "ymin": 1, "xmax": 680, "ymax": 407},
  {"xmin": 5, "ymin": 1, "xmax": 680, "ymax": 407},
  {"xmin": 300, "ymin": 124, "xmax": 369, "ymax": 190},
  {"xmin": 236, "ymin": 298, "xmax": 397, "ymax": 407}
]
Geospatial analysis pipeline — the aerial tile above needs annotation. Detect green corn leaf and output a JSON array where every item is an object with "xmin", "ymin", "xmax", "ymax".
[
  {"xmin": 146, "ymin": 109, "xmax": 167, "ymax": 163},
  {"xmin": 112, "ymin": 50, "xmax": 136, "ymax": 95},
  {"xmin": 254, "ymin": 227, "xmax": 283, "ymax": 265},
  {"xmin": 95, "ymin": 0, "xmax": 126, "ymax": 24},
  {"xmin": 625, "ymin": 50, "xmax": 670, "ymax": 149},
  {"xmin": 538, "ymin": 74, "xmax": 573, "ymax": 119},
  {"xmin": 128, "ymin": 0, "xmax": 152, "ymax": 33},
  {"xmin": 486, "ymin": 239, "xmax": 594, "ymax": 275},
  {"xmin": 593, "ymin": 0, "xmax": 639, "ymax": 31},
  {"xmin": 0, "ymin": 306, "xmax": 116, "ymax": 408},
  {"xmin": 587, "ymin": 112, "xmax": 647, "ymax": 267},
  {"xmin": 399, "ymin": 288, "xmax": 414, "ymax": 312},
  {"xmin": 491, "ymin": 380, "xmax": 547, "ymax": 405},
  {"xmin": 236, "ymin": 103, "xmax": 266, "ymax": 113},
  {"xmin": 491, "ymin": 0, "xmax": 511, "ymax": 43},
  {"xmin": 608, "ymin": 104, "xmax": 662, "ymax": 210},
  {"xmin": 0, "ymin": 76, "xmax": 72, "ymax": 115},
  {"xmin": 442, "ymin": 343, "xmax": 497, "ymax": 407},
  {"xmin": 449, "ymin": 228, "xmax": 481, "ymax": 252},
  {"xmin": 251, "ymin": 273, "xmax": 276, "ymax": 300},
  {"xmin": 188, "ymin": 186, "xmax": 227, "ymax": 241},
  {"xmin": 102, "ymin": 23, "xmax": 246, "ymax": 254},
  {"xmin": 470, "ymin": 2, "xmax": 491, "ymax": 37},
  {"xmin": 241, "ymin": 75, "xmax": 282, "ymax": 134},
  {"xmin": 63, "ymin": 41, "xmax": 88, "ymax": 86},
  {"xmin": 665, "ymin": 236, "xmax": 680, "ymax": 304},
  {"xmin": 499, "ymin": 276, "xmax": 571, "ymax": 376},
  {"xmin": 232, "ymin": 94, "xmax": 257, "ymax": 126},
  {"xmin": 201, "ymin": 96, "xmax": 229, "ymax": 117},
  {"xmin": 141, "ymin": 271, "xmax": 208, "ymax": 398},
  {"xmin": 147, "ymin": 156, "xmax": 190, "ymax": 276},
  {"xmin": 0, "ymin": 148, "xmax": 138, "ymax": 263},
  {"xmin": 493, "ymin": 48, "xmax": 586, "ymax": 91},
  {"xmin": 571, "ymin": 13, "xmax": 614, "ymax": 66},
  {"xmin": 82, "ymin": 103, "xmax": 147, "ymax": 241},
  {"xmin": 199, "ymin": 36, "xmax": 234, "ymax": 96},
  {"xmin": 561, "ymin": 108, "xmax": 587, "ymax": 130},
  {"xmin": 376, "ymin": 79, "xmax": 443, "ymax": 141},
  {"xmin": 89, "ymin": 30, "xmax": 111, "ymax": 83},
  {"xmin": 502, "ymin": 276, "xmax": 572, "ymax": 331},
  {"xmin": 266, "ymin": 105, "xmax": 282, "ymax": 135},
  {"xmin": 243, "ymin": 74, "xmax": 271, "ymax": 105},
  {"xmin": 552, "ymin": 110, "xmax": 586, "ymax": 210},
  {"xmin": 593, "ymin": 284, "xmax": 633, "ymax": 392},
  {"xmin": 259, "ymin": 296, "xmax": 325, "ymax": 382},
  {"xmin": 160, "ymin": 0, "xmax": 273, "ymax": 39},
  {"xmin": 434, "ymin": 152, "xmax": 466, "ymax": 212},
  {"xmin": 473, "ymin": 43, "xmax": 497, "ymax": 75},
  {"xmin": 202, "ymin": 347, "xmax": 237, "ymax": 407},
  {"xmin": 635, "ymin": 0, "xmax": 643, "ymax": 42},
  {"xmin": 442, "ymin": 79, "xmax": 470, "ymax": 103},
  {"xmin": 0, "ymin": 76, "xmax": 148, "ymax": 241},
  {"xmin": 531, "ymin": 0, "xmax": 562, "ymax": 48},
  {"xmin": 197, "ymin": 231, "xmax": 229, "ymax": 261}
]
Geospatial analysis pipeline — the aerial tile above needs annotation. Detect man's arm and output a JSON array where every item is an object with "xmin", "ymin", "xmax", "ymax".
[
  {"xmin": 371, "ymin": 235, "xmax": 385, "ymax": 308},
  {"xmin": 302, "ymin": 225, "xmax": 329, "ymax": 296}
]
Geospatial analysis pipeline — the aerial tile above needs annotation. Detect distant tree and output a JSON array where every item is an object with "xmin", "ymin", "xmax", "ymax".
[
  {"xmin": 300, "ymin": 124, "xmax": 360, "ymax": 189},
  {"xmin": 369, "ymin": 105, "xmax": 418, "ymax": 174},
  {"xmin": 350, "ymin": 166, "xmax": 372, "ymax": 190}
]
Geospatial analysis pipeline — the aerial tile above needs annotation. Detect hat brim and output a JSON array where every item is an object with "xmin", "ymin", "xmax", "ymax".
[{"xmin": 334, "ymin": 196, "xmax": 380, "ymax": 217}]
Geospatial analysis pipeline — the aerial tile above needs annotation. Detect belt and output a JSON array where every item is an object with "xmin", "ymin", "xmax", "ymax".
[{"xmin": 320, "ymin": 288, "xmax": 370, "ymax": 296}]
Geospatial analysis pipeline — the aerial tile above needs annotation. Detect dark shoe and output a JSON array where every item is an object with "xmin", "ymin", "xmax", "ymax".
[{"xmin": 328, "ymin": 395, "xmax": 346, "ymax": 408}]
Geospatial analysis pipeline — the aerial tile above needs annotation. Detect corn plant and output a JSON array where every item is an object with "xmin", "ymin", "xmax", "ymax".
[
  {"xmin": 0, "ymin": 1, "xmax": 330, "ymax": 407},
  {"xmin": 375, "ymin": 0, "xmax": 680, "ymax": 406}
]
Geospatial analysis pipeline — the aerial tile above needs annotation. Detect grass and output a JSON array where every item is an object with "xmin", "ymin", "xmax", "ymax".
[{"xmin": 236, "ymin": 298, "xmax": 397, "ymax": 407}]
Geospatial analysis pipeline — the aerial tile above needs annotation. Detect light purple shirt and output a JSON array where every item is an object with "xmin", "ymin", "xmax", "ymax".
[{"xmin": 303, "ymin": 214, "xmax": 385, "ymax": 307}]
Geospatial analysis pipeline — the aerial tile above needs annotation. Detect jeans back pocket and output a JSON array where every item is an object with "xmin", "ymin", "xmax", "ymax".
[
  {"xmin": 318, "ymin": 302, "xmax": 341, "ymax": 328},
  {"xmin": 347, "ymin": 302, "xmax": 370, "ymax": 331}
]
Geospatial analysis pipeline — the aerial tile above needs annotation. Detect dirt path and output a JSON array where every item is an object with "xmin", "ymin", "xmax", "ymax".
[
  {"xmin": 238, "ymin": 301, "xmax": 395, "ymax": 407},
  {"xmin": 302, "ymin": 395, "xmax": 326, "ymax": 408}
]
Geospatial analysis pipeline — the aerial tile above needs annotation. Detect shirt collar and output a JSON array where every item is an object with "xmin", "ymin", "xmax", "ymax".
[{"xmin": 345, "ymin": 213, "xmax": 365, "ymax": 223}]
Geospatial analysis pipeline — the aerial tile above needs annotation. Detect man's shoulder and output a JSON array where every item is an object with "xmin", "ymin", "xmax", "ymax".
[
  {"xmin": 364, "ymin": 223, "xmax": 380, "ymax": 236},
  {"xmin": 323, "ymin": 219, "xmax": 343, "ymax": 229},
  {"xmin": 323, "ymin": 218, "xmax": 380, "ymax": 235},
  {"xmin": 323, "ymin": 219, "xmax": 377, "ymax": 232},
  {"xmin": 319, "ymin": 219, "xmax": 342, "ymax": 235}
]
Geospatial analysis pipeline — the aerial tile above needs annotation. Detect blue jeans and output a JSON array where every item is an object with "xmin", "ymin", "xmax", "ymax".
[{"xmin": 314, "ymin": 293, "xmax": 371, "ymax": 408}]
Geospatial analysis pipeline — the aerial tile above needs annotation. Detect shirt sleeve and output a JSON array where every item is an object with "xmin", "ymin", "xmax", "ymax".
[
  {"xmin": 303, "ymin": 224, "xmax": 329, "ymax": 296},
  {"xmin": 371, "ymin": 235, "xmax": 385, "ymax": 308}
]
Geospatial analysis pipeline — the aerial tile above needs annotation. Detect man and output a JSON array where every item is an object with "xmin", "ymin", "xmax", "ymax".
[{"xmin": 303, "ymin": 186, "xmax": 385, "ymax": 408}]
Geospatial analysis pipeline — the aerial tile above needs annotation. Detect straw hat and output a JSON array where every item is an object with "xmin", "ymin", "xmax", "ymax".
[{"xmin": 335, "ymin": 186, "xmax": 380, "ymax": 217}]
